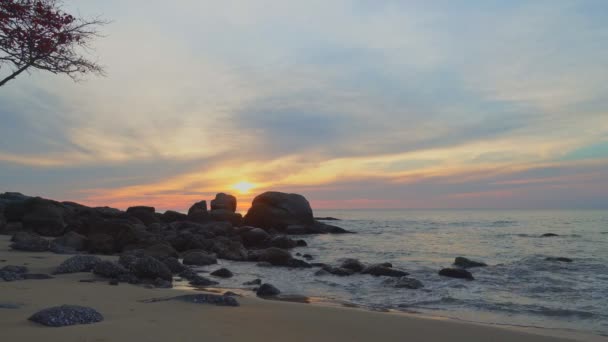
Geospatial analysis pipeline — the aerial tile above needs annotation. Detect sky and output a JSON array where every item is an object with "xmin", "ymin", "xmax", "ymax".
[{"xmin": 1, "ymin": 0, "xmax": 608, "ymax": 211}]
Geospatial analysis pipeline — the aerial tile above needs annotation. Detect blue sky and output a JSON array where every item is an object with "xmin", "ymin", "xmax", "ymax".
[{"xmin": 1, "ymin": 0, "xmax": 607, "ymax": 210}]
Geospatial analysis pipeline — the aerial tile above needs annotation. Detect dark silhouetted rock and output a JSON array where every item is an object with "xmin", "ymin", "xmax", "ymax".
[
  {"xmin": 286, "ymin": 259, "xmax": 312, "ymax": 268},
  {"xmin": 248, "ymin": 247, "xmax": 292, "ymax": 266},
  {"xmin": 209, "ymin": 209, "xmax": 242, "ymax": 226},
  {"xmin": 296, "ymin": 239, "xmax": 307, "ymax": 247},
  {"xmin": 541, "ymin": 233, "xmax": 559, "ymax": 237},
  {"xmin": 10, "ymin": 232, "xmax": 49, "ymax": 252},
  {"xmin": 54, "ymin": 255, "xmax": 102, "ymax": 274},
  {"xmin": 21, "ymin": 197, "xmax": 68, "ymax": 237},
  {"xmin": 29, "ymin": 305, "xmax": 103, "ymax": 327},
  {"xmin": 86, "ymin": 233, "xmax": 115, "ymax": 254},
  {"xmin": 546, "ymin": 257, "xmax": 573, "ymax": 263},
  {"xmin": 160, "ymin": 210, "xmax": 188, "ymax": 223},
  {"xmin": 439, "ymin": 268, "xmax": 474, "ymax": 280},
  {"xmin": 93, "ymin": 261, "xmax": 129, "ymax": 278},
  {"xmin": 162, "ymin": 257, "xmax": 186, "ymax": 273},
  {"xmin": 210, "ymin": 193, "xmax": 237, "ymax": 212},
  {"xmin": 315, "ymin": 217, "xmax": 341, "ymax": 221},
  {"xmin": 187, "ymin": 200, "xmax": 209, "ymax": 222},
  {"xmin": 362, "ymin": 264, "xmax": 408, "ymax": 277},
  {"xmin": 210, "ymin": 237, "xmax": 248, "ymax": 261},
  {"xmin": 303, "ymin": 254, "xmax": 313, "ymax": 260},
  {"xmin": 52, "ymin": 231, "xmax": 87, "ymax": 251},
  {"xmin": 210, "ymin": 268, "xmax": 233, "ymax": 278},
  {"xmin": 182, "ymin": 251, "xmax": 217, "ymax": 266},
  {"xmin": 244, "ymin": 192, "xmax": 314, "ymax": 231},
  {"xmin": 340, "ymin": 258, "xmax": 365, "ymax": 272},
  {"xmin": 256, "ymin": 283, "xmax": 281, "ymax": 297},
  {"xmin": 144, "ymin": 243, "xmax": 178, "ymax": 259},
  {"xmin": 126, "ymin": 206, "xmax": 159, "ymax": 226},
  {"xmin": 133, "ymin": 256, "xmax": 172, "ymax": 281},
  {"xmin": 268, "ymin": 235, "xmax": 298, "ymax": 249},
  {"xmin": 240, "ymin": 227, "xmax": 270, "ymax": 247},
  {"xmin": 243, "ymin": 279, "xmax": 262, "ymax": 286},
  {"xmin": 454, "ymin": 257, "xmax": 487, "ymax": 269}
]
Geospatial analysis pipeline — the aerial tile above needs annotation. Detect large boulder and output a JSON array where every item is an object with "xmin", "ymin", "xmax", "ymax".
[
  {"xmin": 10, "ymin": 232, "xmax": 49, "ymax": 251},
  {"xmin": 29, "ymin": 305, "xmax": 104, "ymax": 327},
  {"xmin": 187, "ymin": 200, "xmax": 209, "ymax": 222},
  {"xmin": 126, "ymin": 206, "xmax": 159, "ymax": 226},
  {"xmin": 182, "ymin": 251, "xmax": 217, "ymax": 266},
  {"xmin": 86, "ymin": 233, "xmax": 115, "ymax": 254},
  {"xmin": 144, "ymin": 243, "xmax": 178, "ymax": 259},
  {"xmin": 209, "ymin": 210, "xmax": 242, "ymax": 226},
  {"xmin": 93, "ymin": 261, "xmax": 129, "ymax": 278},
  {"xmin": 239, "ymin": 227, "xmax": 270, "ymax": 247},
  {"xmin": 86, "ymin": 219, "xmax": 139, "ymax": 253},
  {"xmin": 21, "ymin": 197, "xmax": 68, "ymax": 237},
  {"xmin": 243, "ymin": 192, "xmax": 313, "ymax": 231},
  {"xmin": 210, "ymin": 237, "xmax": 248, "ymax": 261},
  {"xmin": 256, "ymin": 283, "xmax": 280, "ymax": 297},
  {"xmin": 132, "ymin": 256, "xmax": 173, "ymax": 281},
  {"xmin": 160, "ymin": 210, "xmax": 188, "ymax": 223},
  {"xmin": 52, "ymin": 231, "xmax": 87, "ymax": 251},
  {"xmin": 210, "ymin": 193, "xmax": 237, "ymax": 212},
  {"xmin": 54, "ymin": 255, "xmax": 102, "ymax": 274}
]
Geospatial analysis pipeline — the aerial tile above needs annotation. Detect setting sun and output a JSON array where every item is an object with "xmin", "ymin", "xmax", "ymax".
[{"xmin": 232, "ymin": 181, "xmax": 255, "ymax": 194}]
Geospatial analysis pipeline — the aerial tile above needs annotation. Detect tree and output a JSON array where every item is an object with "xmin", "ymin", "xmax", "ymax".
[{"xmin": 0, "ymin": 0, "xmax": 106, "ymax": 87}]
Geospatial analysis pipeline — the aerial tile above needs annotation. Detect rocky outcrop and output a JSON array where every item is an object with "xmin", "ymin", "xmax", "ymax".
[
  {"xmin": 143, "ymin": 243, "xmax": 178, "ymax": 259},
  {"xmin": 160, "ymin": 210, "xmax": 188, "ymax": 223},
  {"xmin": 20, "ymin": 197, "xmax": 69, "ymax": 236},
  {"xmin": 126, "ymin": 206, "xmax": 159, "ymax": 226},
  {"xmin": 248, "ymin": 247, "xmax": 292, "ymax": 266},
  {"xmin": 52, "ymin": 231, "xmax": 87, "ymax": 252},
  {"xmin": 210, "ymin": 193, "xmax": 237, "ymax": 212},
  {"xmin": 132, "ymin": 256, "xmax": 173, "ymax": 281},
  {"xmin": 29, "ymin": 305, "xmax": 103, "ymax": 327},
  {"xmin": 439, "ymin": 268, "xmax": 474, "ymax": 280},
  {"xmin": 209, "ymin": 209, "xmax": 243, "ymax": 226},
  {"xmin": 54, "ymin": 255, "xmax": 102, "ymax": 274},
  {"xmin": 453, "ymin": 257, "xmax": 487, "ymax": 269},
  {"xmin": 187, "ymin": 200, "xmax": 209, "ymax": 222},
  {"xmin": 243, "ymin": 192, "xmax": 314, "ymax": 231}
]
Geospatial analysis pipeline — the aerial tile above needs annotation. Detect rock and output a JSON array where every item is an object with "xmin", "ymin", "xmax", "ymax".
[
  {"xmin": 210, "ymin": 268, "xmax": 233, "ymax": 278},
  {"xmin": 315, "ymin": 217, "xmax": 340, "ymax": 221},
  {"xmin": 210, "ymin": 236, "xmax": 248, "ymax": 261},
  {"xmin": 118, "ymin": 252, "xmax": 140, "ymax": 270},
  {"xmin": 160, "ymin": 210, "xmax": 188, "ymax": 223},
  {"xmin": 29, "ymin": 305, "xmax": 104, "ymax": 327},
  {"xmin": 1, "ymin": 222, "xmax": 22, "ymax": 235},
  {"xmin": 93, "ymin": 261, "xmax": 129, "ymax": 278},
  {"xmin": 153, "ymin": 278, "xmax": 173, "ymax": 288},
  {"xmin": 243, "ymin": 279, "xmax": 262, "ymax": 286},
  {"xmin": 322, "ymin": 266, "xmax": 354, "ymax": 276},
  {"xmin": 182, "ymin": 251, "xmax": 217, "ymax": 266},
  {"xmin": 546, "ymin": 257, "xmax": 573, "ymax": 263},
  {"xmin": 340, "ymin": 258, "xmax": 365, "ymax": 272},
  {"xmin": 210, "ymin": 193, "xmax": 237, "ymax": 212},
  {"xmin": 23, "ymin": 273, "xmax": 54, "ymax": 280},
  {"xmin": 209, "ymin": 209, "xmax": 242, "ymax": 226},
  {"xmin": 541, "ymin": 233, "xmax": 559, "ymax": 237},
  {"xmin": 296, "ymin": 239, "xmax": 308, "ymax": 247},
  {"xmin": 162, "ymin": 257, "xmax": 186, "ymax": 273},
  {"xmin": 286, "ymin": 259, "xmax": 312, "ymax": 268},
  {"xmin": 109, "ymin": 279, "xmax": 119, "ymax": 286},
  {"xmin": 243, "ymin": 192, "xmax": 314, "ymax": 231},
  {"xmin": 52, "ymin": 231, "xmax": 87, "ymax": 251},
  {"xmin": 439, "ymin": 268, "xmax": 474, "ymax": 280},
  {"xmin": 169, "ymin": 294, "xmax": 239, "ymax": 306},
  {"xmin": 10, "ymin": 232, "xmax": 49, "ymax": 251},
  {"xmin": 453, "ymin": 257, "xmax": 487, "ymax": 269},
  {"xmin": 126, "ymin": 206, "xmax": 159, "ymax": 226},
  {"xmin": 268, "ymin": 235, "xmax": 298, "ymax": 249},
  {"xmin": 133, "ymin": 256, "xmax": 173, "ymax": 281},
  {"xmin": 20, "ymin": 197, "xmax": 68, "ymax": 236},
  {"xmin": 256, "ymin": 283, "xmax": 281, "ymax": 297},
  {"xmin": 362, "ymin": 264, "xmax": 408, "ymax": 277},
  {"xmin": 0, "ymin": 213, "xmax": 6, "ymax": 233},
  {"xmin": 314, "ymin": 269, "xmax": 330, "ymax": 276},
  {"xmin": 144, "ymin": 243, "xmax": 178, "ymax": 259},
  {"xmin": 187, "ymin": 200, "xmax": 209, "ymax": 222},
  {"xmin": 54, "ymin": 255, "xmax": 102, "ymax": 274},
  {"xmin": 303, "ymin": 254, "xmax": 313, "ymax": 260},
  {"xmin": 0, "ymin": 265, "xmax": 28, "ymax": 281},
  {"xmin": 188, "ymin": 275, "xmax": 219, "ymax": 286},
  {"xmin": 393, "ymin": 277, "xmax": 424, "ymax": 289},
  {"xmin": 224, "ymin": 291, "xmax": 240, "ymax": 297},
  {"xmin": 248, "ymin": 247, "xmax": 292, "ymax": 266},
  {"xmin": 240, "ymin": 227, "xmax": 270, "ymax": 247},
  {"xmin": 86, "ymin": 233, "xmax": 116, "ymax": 255}
]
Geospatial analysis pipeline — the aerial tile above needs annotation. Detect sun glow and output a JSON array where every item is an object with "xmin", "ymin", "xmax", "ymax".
[{"xmin": 232, "ymin": 181, "xmax": 256, "ymax": 194}]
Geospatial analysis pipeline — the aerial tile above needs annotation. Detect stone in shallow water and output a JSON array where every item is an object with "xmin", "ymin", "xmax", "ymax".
[
  {"xmin": 29, "ymin": 305, "xmax": 104, "ymax": 327},
  {"xmin": 438, "ymin": 268, "xmax": 474, "ymax": 280},
  {"xmin": 453, "ymin": 257, "xmax": 487, "ymax": 269}
]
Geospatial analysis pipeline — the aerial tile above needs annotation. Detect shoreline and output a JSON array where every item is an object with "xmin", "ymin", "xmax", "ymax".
[{"xmin": 1, "ymin": 236, "xmax": 603, "ymax": 342}]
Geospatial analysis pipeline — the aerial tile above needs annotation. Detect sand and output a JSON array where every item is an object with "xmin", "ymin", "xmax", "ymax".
[{"xmin": 0, "ymin": 236, "xmax": 601, "ymax": 342}]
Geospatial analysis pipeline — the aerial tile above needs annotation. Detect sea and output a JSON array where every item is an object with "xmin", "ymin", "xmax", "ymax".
[{"xmin": 191, "ymin": 209, "xmax": 608, "ymax": 337}]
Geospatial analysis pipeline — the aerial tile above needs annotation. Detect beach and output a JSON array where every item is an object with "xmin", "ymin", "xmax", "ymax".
[{"xmin": 1, "ymin": 236, "xmax": 601, "ymax": 342}]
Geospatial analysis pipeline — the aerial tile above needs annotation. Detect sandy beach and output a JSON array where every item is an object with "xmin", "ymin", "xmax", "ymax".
[{"xmin": 1, "ymin": 236, "xmax": 602, "ymax": 342}]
